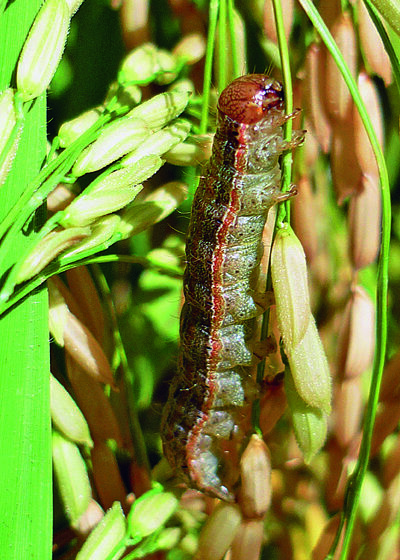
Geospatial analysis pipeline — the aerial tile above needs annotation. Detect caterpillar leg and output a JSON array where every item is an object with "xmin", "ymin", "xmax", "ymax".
[
  {"xmin": 283, "ymin": 130, "xmax": 306, "ymax": 150},
  {"xmin": 253, "ymin": 290, "xmax": 274, "ymax": 311},
  {"xmin": 276, "ymin": 184, "xmax": 298, "ymax": 204},
  {"xmin": 252, "ymin": 336, "xmax": 277, "ymax": 363}
]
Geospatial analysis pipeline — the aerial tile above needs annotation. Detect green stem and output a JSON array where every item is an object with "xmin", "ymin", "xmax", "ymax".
[
  {"xmin": 273, "ymin": 0, "xmax": 294, "ymax": 224},
  {"xmin": 217, "ymin": 0, "xmax": 227, "ymax": 91},
  {"xmin": 200, "ymin": 0, "xmax": 219, "ymax": 134},
  {"xmin": 227, "ymin": 0, "xmax": 240, "ymax": 78}
]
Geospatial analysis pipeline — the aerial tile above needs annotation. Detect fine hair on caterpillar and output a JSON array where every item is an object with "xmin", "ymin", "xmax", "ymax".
[{"xmin": 161, "ymin": 74, "xmax": 304, "ymax": 501}]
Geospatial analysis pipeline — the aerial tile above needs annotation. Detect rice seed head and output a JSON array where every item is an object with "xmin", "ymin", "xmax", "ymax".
[
  {"xmin": 271, "ymin": 225, "xmax": 311, "ymax": 349},
  {"xmin": 303, "ymin": 123, "xmax": 320, "ymax": 169},
  {"xmin": 383, "ymin": 436, "xmax": 400, "ymax": 487},
  {"xmin": 74, "ymin": 499, "xmax": 104, "ymax": 537},
  {"xmin": 49, "ymin": 277, "xmax": 116, "ymax": 388},
  {"xmin": 87, "ymin": 154, "xmax": 163, "ymax": 195},
  {"xmin": 285, "ymin": 371, "xmax": 328, "ymax": 463},
  {"xmin": 230, "ymin": 519, "xmax": 264, "ymax": 560},
  {"xmin": 64, "ymin": 312, "xmax": 116, "ymax": 387},
  {"xmin": 371, "ymin": 400, "xmax": 400, "ymax": 456},
  {"xmin": 156, "ymin": 527, "xmax": 182, "ymax": 551},
  {"xmin": 65, "ymin": 267, "xmax": 106, "ymax": 345},
  {"xmin": 58, "ymin": 107, "xmax": 103, "ymax": 148},
  {"xmin": 60, "ymin": 215, "xmax": 121, "ymax": 260},
  {"xmin": 304, "ymin": 44, "xmax": 331, "ymax": 153},
  {"xmin": 153, "ymin": 49, "xmax": 181, "ymax": 85},
  {"xmin": 118, "ymin": 43, "xmax": 160, "ymax": 85},
  {"xmin": 60, "ymin": 184, "xmax": 143, "ymax": 227},
  {"xmin": 49, "ymin": 275, "xmax": 88, "ymax": 338},
  {"xmin": 127, "ymin": 90, "xmax": 190, "ymax": 129},
  {"xmin": 48, "ymin": 277, "xmax": 70, "ymax": 346},
  {"xmin": 91, "ymin": 442, "xmax": 127, "ymax": 509},
  {"xmin": 50, "ymin": 373, "xmax": 93, "ymax": 447},
  {"xmin": 75, "ymin": 502, "xmax": 126, "ymax": 560},
  {"xmin": 17, "ymin": 0, "xmax": 70, "ymax": 101},
  {"xmin": 259, "ymin": 382, "xmax": 287, "ymax": 434},
  {"xmin": 366, "ymin": 496, "xmax": 393, "ymax": 542},
  {"xmin": 47, "ymin": 184, "xmax": 76, "ymax": 213},
  {"xmin": 324, "ymin": 12, "xmax": 357, "ymax": 123},
  {"xmin": 168, "ymin": 78, "xmax": 196, "ymax": 95},
  {"xmin": 304, "ymin": 503, "xmax": 329, "ymax": 552},
  {"xmin": 272, "ymin": 226, "xmax": 332, "ymax": 413},
  {"xmin": 357, "ymin": 0, "xmax": 392, "ymax": 85},
  {"xmin": 127, "ymin": 489, "xmax": 178, "ymax": 539},
  {"xmin": 334, "ymin": 378, "xmax": 363, "ymax": 448},
  {"xmin": 238, "ymin": 434, "xmax": 272, "ymax": 518},
  {"xmin": 172, "ymin": 33, "xmax": 206, "ymax": 65},
  {"xmin": 104, "ymin": 81, "xmax": 142, "ymax": 111},
  {"xmin": 72, "ymin": 117, "xmax": 150, "ymax": 176},
  {"xmin": 312, "ymin": 514, "xmax": 341, "ymax": 560},
  {"xmin": 373, "ymin": 526, "xmax": 400, "ymax": 560},
  {"xmin": 331, "ymin": 120, "xmax": 362, "ymax": 204},
  {"xmin": 0, "ymin": 130, "xmax": 21, "ymax": 187},
  {"xmin": 291, "ymin": 175, "xmax": 318, "ymax": 263},
  {"xmin": 197, "ymin": 503, "xmax": 243, "ymax": 560},
  {"xmin": 120, "ymin": 180, "xmax": 187, "ymax": 237},
  {"xmin": 120, "ymin": 0, "xmax": 150, "ymax": 50},
  {"xmin": 163, "ymin": 134, "xmax": 213, "ymax": 166},
  {"xmin": 318, "ymin": 0, "xmax": 341, "ymax": 28},
  {"xmin": 66, "ymin": 356, "xmax": 124, "ymax": 446},
  {"xmin": 336, "ymin": 285, "xmax": 375, "ymax": 379},
  {"xmin": 16, "ymin": 227, "xmax": 90, "ymax": 284},
  {"xmin": 353, "ymin": 72, "xmax": 384, "ymax": 177},
  {"xmin": 52, "ymin": 430, "xmax": 92, "ymax": 527},
  {"xmin": 379, "ymin": 351, "xmax": 400, "ymax": 403},
  {"xmin": 349, "ymin": 173, "xmax": 381, "ymax": 270},
  {"xmin": 119, "ymin": 41, "xmax": 188, "ymax": 86},
  {"xmin": 263, "ymin": 0, "xmax": 294, "ymax": 43},
  {"xmin": 121, "ymin": 119, "xmax": 191, "ymax": 166},
  {"xmin": 287, "ymin": 318, "xmax": 332, "ymax": 413}
]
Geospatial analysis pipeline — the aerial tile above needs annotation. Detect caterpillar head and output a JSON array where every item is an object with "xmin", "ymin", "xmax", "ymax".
[{"xmin": 218, "ymin": 74, "xmax": 284, "ymax": 125}]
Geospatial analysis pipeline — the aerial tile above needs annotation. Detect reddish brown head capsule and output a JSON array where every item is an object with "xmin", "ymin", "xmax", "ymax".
[{"xmin": 217, "ymin": 74, "xmax": 284, "ymax": 124}]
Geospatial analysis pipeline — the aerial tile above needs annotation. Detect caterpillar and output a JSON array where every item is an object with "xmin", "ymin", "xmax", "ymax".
[{"xmin": 161, "ymin": 74, "xmax": 304, "ymax": 501}]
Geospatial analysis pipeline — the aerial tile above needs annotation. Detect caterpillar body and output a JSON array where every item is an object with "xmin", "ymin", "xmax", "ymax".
[{"xmin": 161, "ymin": 74, "xmax": 303, "ymax": 501}]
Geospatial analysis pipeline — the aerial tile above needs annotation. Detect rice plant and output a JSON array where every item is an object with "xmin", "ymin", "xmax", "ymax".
[{"xmin": 0, "ymin": 0, "xmax": 399, "ymax": 559}]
